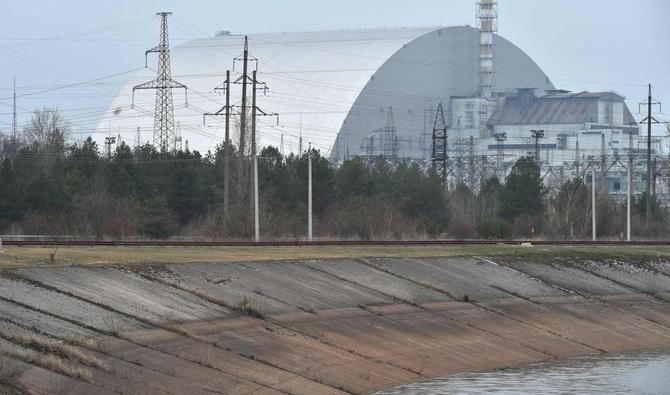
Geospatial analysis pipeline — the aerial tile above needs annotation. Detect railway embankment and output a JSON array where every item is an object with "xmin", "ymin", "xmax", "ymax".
[{"xmin": 0, "ymin": 246, "xmax": 669, "ymax": 394}]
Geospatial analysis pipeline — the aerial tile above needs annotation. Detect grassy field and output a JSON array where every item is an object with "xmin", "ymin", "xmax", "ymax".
[{"xmin": 1, "ymin": 244, "xmax": 670, "ymax": 269}]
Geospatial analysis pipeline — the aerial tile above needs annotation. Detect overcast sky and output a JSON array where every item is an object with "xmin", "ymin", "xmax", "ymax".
[{"xmin": 0, "ymin": 0, "xmax": 668, "ymax": 146}]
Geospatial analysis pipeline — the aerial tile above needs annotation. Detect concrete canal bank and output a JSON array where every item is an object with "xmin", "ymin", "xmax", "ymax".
[{"xmin": 0, "ymin": 246, "xmax": 669, "ymax": 394}]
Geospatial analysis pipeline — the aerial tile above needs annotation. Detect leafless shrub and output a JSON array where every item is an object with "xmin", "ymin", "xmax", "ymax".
[{"xmin": 236, "ymin": 296, "xmax": 266, "ymax": 320}]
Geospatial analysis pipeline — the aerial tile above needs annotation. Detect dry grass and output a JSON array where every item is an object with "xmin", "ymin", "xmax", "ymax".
[
  {"xmin": 0, "ymin": 332, "xmax": 106, "ymax": 371},
  {"xmin": 6, "ymin": 349, "xmax": 93, "ymax": 383},
  {"xmin": 2, "ymin": 244, "xmax": 670, "ymax": 269},
  {"xmin": 64, "ymin": 336, "xmax": 98, "ymax": 351}
]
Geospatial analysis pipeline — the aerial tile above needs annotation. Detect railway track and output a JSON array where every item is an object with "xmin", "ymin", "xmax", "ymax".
[{"xmin": 3, "ymin": 239, "xmax": 670, "ymax": 247}]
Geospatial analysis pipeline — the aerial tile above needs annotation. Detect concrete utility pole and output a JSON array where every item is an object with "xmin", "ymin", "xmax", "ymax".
[
  {"xmin": 592, "ymin": 165, "xmax": 597, "ymax": 241},
  {"xmin": 224, "ymin": 71, "xmax": 231, "ymax": 214},
  {"xmin": 308, "ymin": 142, "xmax": 313, "ymax": 241},
  {"xmin": 253, "ymin": 155, "xmax": 259, "ymax": 242},
  {"xmin": 627, "ymin": 130, "xmax": 634, "ymax": 242},
  {"xmin": 600, "ymin": 133, "xmax": 608, "ymax": 193},
  {"xmin": 12, "ymin": 75, "xmax": 17, "ymax": 143},
  {"xmin": 468, "ymin": 136, "xmax": 476, "ymax": 191},
  {"xmin": 251, "ymin": 70, "xmax": 258, "ymax": 214},
  {"xmin": 575, "ymin": 134, "xmax": 581, "ymax": 179},
  {"xmin": 639, "ymin": 84, "xmax": 664, "ymax": 223},
  {"xmin": 627, "ymin": 162, "xmax": 632, "ymax": 242},
  {"xmin": 203, "ymin": 70, "xmax": 232, "ymax": 214},
  {"xmin": 646, "ymin": 84, "xmax": 652, "ymax": 223},
  {"xmin": 239, "ymin": 36, "xmax": 249, "ymax": 156}
]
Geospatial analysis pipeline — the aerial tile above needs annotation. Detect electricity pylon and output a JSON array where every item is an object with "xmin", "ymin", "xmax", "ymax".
[
  {"xmin": 431, "ymin": 103, "xmax": 448, "ymax": 187},
  {"xmin": 132, "ymin": 12, "xmax": 188, "ymax": 154}
]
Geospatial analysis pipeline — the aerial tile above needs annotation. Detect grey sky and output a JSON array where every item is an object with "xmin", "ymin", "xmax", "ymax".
[{"xmin": 0, "ymin": 0, "xmax": 668, "ymax": 148}]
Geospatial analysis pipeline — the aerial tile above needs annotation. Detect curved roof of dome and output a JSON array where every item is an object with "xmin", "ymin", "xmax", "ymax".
[{"xmin": 100, "ymin": 26, "xmax": 553, "ymax": 156}]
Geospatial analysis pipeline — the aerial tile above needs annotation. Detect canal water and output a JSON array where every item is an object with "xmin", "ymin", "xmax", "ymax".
[{"xmin": 376, "ymin": 352, "xmax": 670, "ymax": 394}]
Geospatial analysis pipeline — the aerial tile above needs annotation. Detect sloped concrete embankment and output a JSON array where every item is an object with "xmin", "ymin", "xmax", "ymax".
[{"xmin": 0, "ymin": 255, "xmax": 669, "ymax": 394}]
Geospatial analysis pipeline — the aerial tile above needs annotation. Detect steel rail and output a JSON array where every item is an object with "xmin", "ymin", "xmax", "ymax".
[{"xmin": 3, "ymin": 239, "xmax": 670, "ymax": 247}]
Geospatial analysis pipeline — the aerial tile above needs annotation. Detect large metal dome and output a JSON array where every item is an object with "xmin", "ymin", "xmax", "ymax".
[{"xmin": 100, "ymin": 26, "xmax": 553, "ymax": 157}]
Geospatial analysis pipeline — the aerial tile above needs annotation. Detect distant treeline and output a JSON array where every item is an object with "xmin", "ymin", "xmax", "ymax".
[{"xmin": 0, "ymin": 109, "xmax": 667, "ymax": 240}]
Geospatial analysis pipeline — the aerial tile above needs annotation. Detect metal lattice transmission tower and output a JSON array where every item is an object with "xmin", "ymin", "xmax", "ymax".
[
  {"xmin": 431, "ymin": 103, "xmax": 448, "ymax": 186},
  {"xmin": 132, "ymin": 12, "xmax": 188, "ymax": 154},
  {"xmin": 383, "ymin": 106, "xmax": 399, "ymax": 162}
]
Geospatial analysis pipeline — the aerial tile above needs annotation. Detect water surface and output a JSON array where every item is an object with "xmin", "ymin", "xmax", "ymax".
[{"xmin": 377, "ymin": 352, "xmax": 670, "ymax": 394}]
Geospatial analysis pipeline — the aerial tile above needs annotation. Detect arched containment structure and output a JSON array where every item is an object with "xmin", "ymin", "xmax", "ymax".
[
  {"xmin": 100, "ymin": 26, "xmax": 553, "ymax": 158},
  {"xmin": 332, "ymin": 26, "xmax": 554, "ymax": 161}
]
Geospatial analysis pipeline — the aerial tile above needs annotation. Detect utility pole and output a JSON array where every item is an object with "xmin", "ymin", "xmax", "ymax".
[
  {"xmin": 12, "ymin": 75, "xmax": 17, "ymax": 143},
  {"xmin": 175, "ymin": 121, "xmax": 183, "ymax": 151},
  {"xmin": 600, "ymin": 133, "xmax": 607, "ymax": 193},
  {"xmin": 308, "ymin": 142, "xmax": 313, "ymax": 241},
  {"xmin": 251, "ymin": 70, "xmax": 258, "ymax": 216},
  {"xmin": 531, "ymin": 129, "xmax": 544, "ymax": 164},
  {"xmin": 639, "ymin": 84, "xmax": 663, "ymax": 223},
  {"xmin": 468, "ymin": 136, "xmax": 476, "ymax": 191},
  {"xmin": 132, "ymin": 12, "xmax": 188, "ymax": 154},
  {"xmin": 575, "ymin": 134, "xmax": 581, "ymax": 179},
  {"xmin": 280, "ymin": 133, "xmax": 284, "ymax": 156},
  {"xmin": 299, "ymin": 114, "xmax": 303, "ymax": 154},
  {"xmin": 494, "ymin": 132, "xmax": 506, "ymax": 180},
  {"xmin": 592, "ymin": 164, "xmax": 597, "ymax": 241},
  {"xmin": 237, "ymin": 36, "xmax": 250, "ymax": 156},
  {"xmin": 249, "ymin": 69, "xmax": 277, "ymax": 222},
  {"xmin": 224, "ymin": 72, "xmax": 231, "ymax": 214},
  {"xmin": 627, "ymin": 131, "xmax": 633, "ymax": 242},
  {"xmin": 646, "ymin": 84, "xmax": 652, "ymax": 223},
  {"xmin": 247, "ymin": 66, "xmax": 277, "ymax": 242},
  {"xmin": 204, "ymin": 70, "xmax": 233, "ymax": 214},
  {"xmin": 431, "ymin": 103, "xmax": 448, "ymax": 187},
  {"xmin": 253, "ymin": 154, "xmax": 259, "ymax": 242}
]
